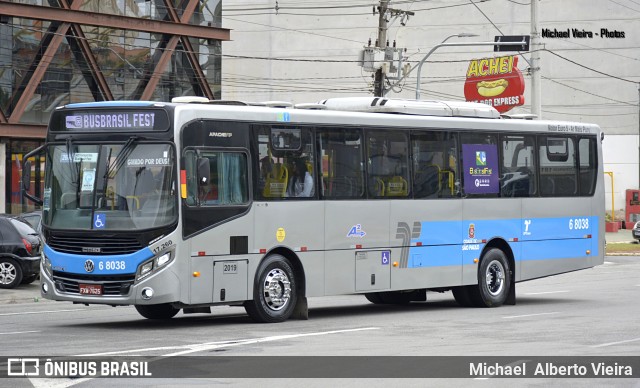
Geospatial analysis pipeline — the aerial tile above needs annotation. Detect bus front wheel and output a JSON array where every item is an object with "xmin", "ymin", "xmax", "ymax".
[
  {"xmin": 135, "ymin": 303, "xmax": 180, "ymax": 319},
  {"xmin": 470, "ymin": 248, "xmax": 511, "ymax": 307},
  {"xmin": 452, "ymin": 286, "xmax": 474, "ymax": 307},
  {"xmin": 244, "ymin": 254, "xmax": 297, "ymax": 323}
]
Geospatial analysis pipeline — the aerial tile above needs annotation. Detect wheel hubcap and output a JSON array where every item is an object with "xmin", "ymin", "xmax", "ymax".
[
  {"xmin": 0, "ymin": 262, "xmax": 17, "ymax": 285},
  {"xmin": 263, "ymin": 268, "xmax": 291, "ymax": 311},
  {"xmin": 485, "ymin": 260, "xmax": 505, "ymax": 296}
]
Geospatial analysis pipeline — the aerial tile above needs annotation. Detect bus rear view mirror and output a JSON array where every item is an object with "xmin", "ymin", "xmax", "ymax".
[
  {"xmin": 197, "ymin": 157, "xmax": 210, "ymax": 186},
  {"xmin": 22, "ymin": 145, "xmax": 45, "ymax": 205},
  {"xmin": 22, "ymin": 159, "xmax": 31, "ymax": 191}
]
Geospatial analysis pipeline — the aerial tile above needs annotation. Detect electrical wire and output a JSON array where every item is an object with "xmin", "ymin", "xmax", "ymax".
[{"xmin": 544, "ymin": 49, "xmax": 639, "ymax": 84}]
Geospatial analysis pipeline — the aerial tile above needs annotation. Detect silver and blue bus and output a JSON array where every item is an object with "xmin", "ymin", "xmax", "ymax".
[{"xmin": 23, "ymin": 97, "xmax": 605, "ymax": 322}]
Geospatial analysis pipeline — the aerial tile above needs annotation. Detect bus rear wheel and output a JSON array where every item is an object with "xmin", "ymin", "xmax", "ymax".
[
  {"xmin": 135, "ymin": 303, "xmax": 180, "ymax": 319},
  {"xmin": 244, "ymin": 254, "xmax": 297, "ymax": 323},
  {"xmin": 469, "ymin": 248, "xmax": 511, "ymax": 307}
]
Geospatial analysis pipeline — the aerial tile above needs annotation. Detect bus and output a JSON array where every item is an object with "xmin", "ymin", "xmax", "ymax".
[{"xmin": 23, "ymin": 97, "xmax": 605, "ymax": 323}]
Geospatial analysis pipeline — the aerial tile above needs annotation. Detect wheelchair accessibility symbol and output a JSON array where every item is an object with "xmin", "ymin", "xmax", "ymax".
[
  {"xmin": 94, "ymin": 213, "xmax": 106, "ymax": 229},
  {"xmin": 381, "ymin": 251, "xmax": 390, "ymax": 265}
]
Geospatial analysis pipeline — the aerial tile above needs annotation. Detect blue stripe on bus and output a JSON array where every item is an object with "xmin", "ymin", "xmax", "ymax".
[
  {"xmin": 44, "ymin": 245, "xmax": 154, "ymax": 275},
  {"xmin": 520, "ymin": 239, "xmax": 593, "ymax": 261},
  {"xmin": 64, "ymin": 101, "xmax": 156, "ymax": 108},
  {"xmin": 406, "ymin": 216, "xmax": 599, "ymax": 268}
]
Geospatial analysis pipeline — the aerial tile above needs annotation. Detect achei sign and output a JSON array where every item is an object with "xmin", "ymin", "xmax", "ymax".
[{"xmin": 463, "ymin": 55, "xmax": 525, "ymax": 114}]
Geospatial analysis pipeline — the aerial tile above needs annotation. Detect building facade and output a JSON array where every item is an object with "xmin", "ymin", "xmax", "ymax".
[
  {"xmin": 221, "ymin": 0, "xmax": 639, "ymax": 218},
  {"xmin": 0, "ymin": 0, "xmax": 228, "ymax": 214}
]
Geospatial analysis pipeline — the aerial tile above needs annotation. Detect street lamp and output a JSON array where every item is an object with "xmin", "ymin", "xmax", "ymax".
[{"xmin": 414, "ymin": 33, "xmax": 478, "ymax": 100}]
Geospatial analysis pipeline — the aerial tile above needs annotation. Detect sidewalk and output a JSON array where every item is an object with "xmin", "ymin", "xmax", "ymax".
[
  {"xmin": 0, "ymin": 281, "xmax": 45, "ymax": 305},
  {"xmin": 605, "ymin": 228, "xmax": 636, "ymax": 244}
]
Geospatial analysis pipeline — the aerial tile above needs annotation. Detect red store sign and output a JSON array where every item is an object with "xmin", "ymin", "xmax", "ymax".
[{"xmin": 463, "ymin": 55, "xmax": 525, "ymax": 114}]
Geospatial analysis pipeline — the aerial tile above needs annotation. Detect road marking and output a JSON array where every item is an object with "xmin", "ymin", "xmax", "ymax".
[
  {"xmin": 31, "ymin": 378, "xmax": 92, "ymax": 388},
  {"xmin": 0, "ymin": 330, "xmax": 40, "ymax": 335},
  {"xmin": 523, "ymin": 290, "xmax": 569, "ymax": 296},
  {"xmin": 81, "ymin": 327, "xmax": 381, "ymax": 357},
  {"xmin": 28, "ymin": 327, "xmax": 380, "ymax": 388},
  {"xmin": 591, "ymin": 337, "xmax": 640, "ymax": 348},
  {"xmin": 502, "ymin": 312, "xmax": 559, "ymax": 319},
  {"xmin": 0, "ymin": 309, "xmax": 88, "ymax": 317}
]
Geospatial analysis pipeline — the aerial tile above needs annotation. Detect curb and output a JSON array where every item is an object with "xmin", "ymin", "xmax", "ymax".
[{"xmin": 1, "ymin": 297, "xmax": 48, "ymax": 305}]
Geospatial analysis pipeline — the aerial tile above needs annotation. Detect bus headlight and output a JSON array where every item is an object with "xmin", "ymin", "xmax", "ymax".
[
  {"xmin": 140, "ymin": 261, "xmax": 154, "ymax": 277},
  {"xmin": 42, "ymin": 253, "xmax": 52, "ymax": 278},
  {"xmin": 156, "ymin": 253, "xmax": 171, "ymax": 267},
  {"xmin": 136, "ymin": 251, "xmax": 174, "ymax": 281}
]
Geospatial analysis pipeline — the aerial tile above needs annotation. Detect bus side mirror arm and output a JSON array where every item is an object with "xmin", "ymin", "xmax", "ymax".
[{"xmin": 22, "ymin": 145, "xmax": 45, "ymax": 206}]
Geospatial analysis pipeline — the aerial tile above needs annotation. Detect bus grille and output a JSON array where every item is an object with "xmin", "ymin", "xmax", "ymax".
[
  {"xmin": 48, "ymin": 235, "xmax": 143, "ymax": 255},
  {"xmin": 52, "ymin": 272, "xmax": 135, "ymax": 296}
]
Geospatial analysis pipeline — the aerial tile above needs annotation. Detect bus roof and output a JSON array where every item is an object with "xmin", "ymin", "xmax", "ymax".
[
  {"xmin": 55, "ymin": 97, "xmax": 601, "ymax": 136},
  {"xmin": 318, "ymin": 97, "xmax": 501, "ymax": 119},
  {"xmin": 167, "ymin": 96, "xmax": 501, "ymax": 119}
]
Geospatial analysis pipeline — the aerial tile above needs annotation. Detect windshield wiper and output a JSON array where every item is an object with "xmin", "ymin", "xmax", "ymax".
[
  {"xmin": 65, "ymin": 137, "xmax": 80, "ymax": 184},
  {"xmin": 97, "ymin": 136, "xmax": 138, "ymax": 212},
  {"xmin": 106, "ymin": 136, "xmax": 138, "ymax": 179},
  {"xmin": 64, "ymin": 136, "xmax": 84, "ymax": 206}
]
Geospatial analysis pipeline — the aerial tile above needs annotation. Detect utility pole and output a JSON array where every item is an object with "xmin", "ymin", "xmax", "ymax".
[
  {"xmin": 370, "ymin": 1, "xmax": 414, "ymax": 96},
  {"xmin": 530, "ymin": 0, "xmax": 541, "ymax": 118},
  {"xmin": 373, "ymin": 0, "xmax": 390, "ymax": 97}
]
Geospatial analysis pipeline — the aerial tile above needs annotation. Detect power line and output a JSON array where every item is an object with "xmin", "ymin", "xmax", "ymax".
[
  {"xmin": 224, "ymin": 16, "xmax": 363, "ymax": 44},
  {"xmin": 544, "ymin": 49, "xmax": 639, "ymax": 85},
  {"xmin": 608, "ymin": 0, "xmax": 640, "ymax": 13},
  {"xmin": 223, "ymin": 0, "xmax": 485, "ymax": 16},
  {"xmin": 468, "ymin": 0, "xmax": 504, "ymax": 35},
  {"xmin": 542, "ymin": 109, "xmax": 638, "ymax": 117},
  {"xmin": 543, "ymin": 77, "xmax": 637, "ymax": 106}
]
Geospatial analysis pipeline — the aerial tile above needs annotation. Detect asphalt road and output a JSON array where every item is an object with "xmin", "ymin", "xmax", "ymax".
[{"xmin": 0, "ymin": 255, "xmax": 638, "ymax": 387}]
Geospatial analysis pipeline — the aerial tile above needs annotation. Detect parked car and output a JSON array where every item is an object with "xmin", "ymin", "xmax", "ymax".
[
  {"xmin": 0, "ymin": 214, "xmax": 42, "ymax": 289},
  {"xmin": 19, "ymin": 210, "xmax": 42, "ymax": 233},
  {"xmin": 633, "ymin": 221, "xmax": 640, "ymax": 242}
]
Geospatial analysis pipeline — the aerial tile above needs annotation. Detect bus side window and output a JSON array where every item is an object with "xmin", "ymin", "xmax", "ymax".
[
  {"xmin": 500, "ymin": 135, "xmax": 535, "ymax": 197},
  {"xmin": 367, "ymin": 131, "xmax": 409, "ymax": 198},
  {"xmin": 578, "ymin": 137, "xmax": 597, "ymax": 196},
  {"xmin": 318, "ymin": 129, "xmax": 365, "ymax": 199},
  {"xmin": 538, "ymin": 136, "xmax": 577, "ymax": 197},
  {"xmin": 460, "ymin": 133, "xmax": 498, "ymax": 197},
  {"xmin": 412, "ymin": 131, "xmax": 458, "ymax": 199}
]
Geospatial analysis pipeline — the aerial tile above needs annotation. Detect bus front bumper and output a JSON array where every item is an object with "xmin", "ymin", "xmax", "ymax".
[{"xmin": 39, "ymin": 266, "xmax": 181, "ymax": 306}]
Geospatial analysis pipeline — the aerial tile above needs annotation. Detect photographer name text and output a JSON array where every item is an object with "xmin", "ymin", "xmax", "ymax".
[
  {"xmin": 542, "ymin": 28, "xmax": 625, "ymax": 38},
  {"xmin": 470, "ymin": 362, "xmax": 632, "ymax": 377}
]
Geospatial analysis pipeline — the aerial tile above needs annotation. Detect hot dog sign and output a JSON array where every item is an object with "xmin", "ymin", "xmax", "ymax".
[{"xmin": 463, "ymin": 55, "xmax": 525, "ymax": 113}]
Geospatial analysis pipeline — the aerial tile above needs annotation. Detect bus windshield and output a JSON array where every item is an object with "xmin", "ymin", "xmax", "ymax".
[{"xmin": 42, "ymin": 141, "xmax": 177, "ymax": 231}]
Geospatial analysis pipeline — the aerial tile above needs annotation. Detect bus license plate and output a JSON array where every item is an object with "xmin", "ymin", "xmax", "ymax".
[{"xmin": 79, "ymin": 284, "xmax": 103, "ymax": 295}]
